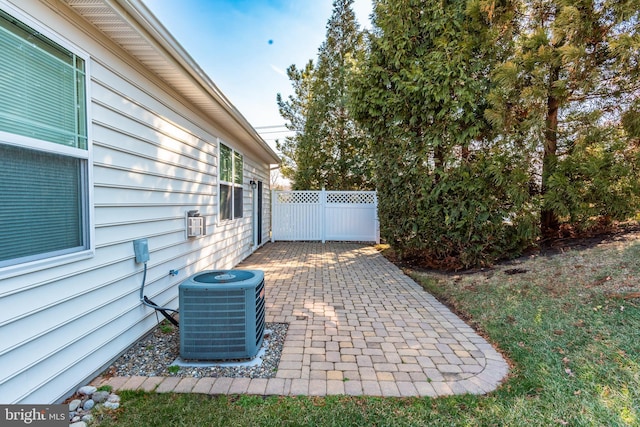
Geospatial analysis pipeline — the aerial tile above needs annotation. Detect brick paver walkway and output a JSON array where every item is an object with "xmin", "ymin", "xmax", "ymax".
[{"xmin": 93, "ymin": 242, "xmax": 508, "ymax": 397}]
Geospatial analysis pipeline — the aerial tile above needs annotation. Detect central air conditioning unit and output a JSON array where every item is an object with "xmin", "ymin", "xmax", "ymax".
[{"xmin": 179, "ymin": 269, "xmax": 265, "ymax": 360}]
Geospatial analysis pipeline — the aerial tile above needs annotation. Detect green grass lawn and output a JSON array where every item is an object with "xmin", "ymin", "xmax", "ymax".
[{"xmin": 94, "ymin": 232, "xmax": 640, "ymax": 426}]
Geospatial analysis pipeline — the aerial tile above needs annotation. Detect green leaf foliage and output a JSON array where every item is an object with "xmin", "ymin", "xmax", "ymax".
[
  {"xmin": 545, "ymin": 126, "xmax": 640, "ymax": 228},
  {"xmin": 277, "ymin": 0, "xmax": 373, "ymax": 190},
  {"xmin": 276, "ymin": 61, "xmax": 315, "ymax": 183},
  {"xmin": 486, "ymin": 0, "xmax": 640, "ymax": 235},
  {"xmin": 351, "ymin": 0, "xmax": 536, "ymax": 269},
  {"xmin": 350, "ymin": 0, "xmax": 639, "ymax": 268}
]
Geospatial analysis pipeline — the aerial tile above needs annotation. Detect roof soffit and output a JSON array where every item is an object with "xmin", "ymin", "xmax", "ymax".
[{"xmin": 60, "ymin": 0, "xmax": 280, "ymax": 164}]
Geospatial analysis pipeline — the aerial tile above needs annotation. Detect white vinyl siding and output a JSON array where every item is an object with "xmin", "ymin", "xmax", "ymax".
[{"xmin": 0, "ymin": 1, "xmax": 273, "ymax": 404}]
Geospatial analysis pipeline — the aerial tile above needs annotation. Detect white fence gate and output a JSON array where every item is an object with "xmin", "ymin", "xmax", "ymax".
[{"xmin": 271, "ymin": 190, "xmax": 379, "ymax": 243}]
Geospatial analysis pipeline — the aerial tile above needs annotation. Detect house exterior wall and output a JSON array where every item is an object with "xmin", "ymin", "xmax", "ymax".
[{"xmin": 0, "ymin": 0, "xmax": 273, "ymax": 404}]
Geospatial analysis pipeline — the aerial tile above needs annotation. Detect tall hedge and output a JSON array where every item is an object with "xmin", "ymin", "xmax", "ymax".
[
  {"xmin": 351, "ymin": 0, "xmax": 536, "ymax": 269},
  {"xmin": 351, "ymin": 0, "xmax": 639, "ymax": 269}
]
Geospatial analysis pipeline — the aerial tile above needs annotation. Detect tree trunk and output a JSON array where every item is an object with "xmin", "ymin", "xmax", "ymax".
[
  {"xmin": 541, "ymin": 66, "xmax": 560, "ymax": 237},
  {"xmin": 461, "ymin": 143, "xmax": 470, "ymax": 161}
]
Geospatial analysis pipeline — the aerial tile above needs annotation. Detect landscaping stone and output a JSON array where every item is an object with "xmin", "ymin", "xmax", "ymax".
[
  {"xmin": 106, "ymin": 323, "xmax": 287, "ymax": 378},
  {"xmin": 103, "ymin": 401, "xmax": 120, "ymax": 410},
  {"xmin": 68, "ymin": 399, "xmax": 81, "ymax": 411},
  {"xmin": 77, "ymin": 386, "xmax": 96, "ymax": 396},
  {"xmin": 92, "ymin": 390, "xmax": 110, "ymax": 403},
  {"xmin": 82, "ymin": 399, "xmax": 94, "ymax": 410},
  {"xmin": 67, "ymin": 385, "xmax": 120, "ymax": 425}
]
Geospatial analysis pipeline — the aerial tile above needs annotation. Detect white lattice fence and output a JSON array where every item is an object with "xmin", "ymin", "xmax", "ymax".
[{"xmin": 271, "ymin": 190, "xmax": 379, "ymax": 243}]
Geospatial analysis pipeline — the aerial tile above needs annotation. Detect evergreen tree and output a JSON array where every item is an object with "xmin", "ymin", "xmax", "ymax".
[
  {"xmin": 277, "ymin": 0, "xmax": 373, "ymax": 190},
  {"xmin": 351, "ymin": 0, "xmax": 535, "ymax": 268},
  {"xmin": 486, "ymin": 0, "xmax": 640, "ymax": 236},
  {"xmin": 276, "ymin": 60, "xmax": 315, "ymax": 184},
  {"xmin": 351, "ymin": 0, "xmax": 639, "ymax": 268}
]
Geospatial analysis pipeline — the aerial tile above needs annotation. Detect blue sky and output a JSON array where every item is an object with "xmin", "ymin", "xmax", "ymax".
[{"xmin": 143, "ymin": 0, "xmax": 373, "ymax": 148}]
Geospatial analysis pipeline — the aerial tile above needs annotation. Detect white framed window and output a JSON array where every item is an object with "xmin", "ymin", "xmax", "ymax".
[
  {"xmin": 219, "ymin": 142, "xmax": 243, "ymax": 220},
  {"xmin": 0, "ymin": 6, "xmax": 92, "ymax": 273}
]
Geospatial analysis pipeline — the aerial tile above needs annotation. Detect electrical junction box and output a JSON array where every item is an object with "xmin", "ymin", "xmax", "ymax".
[{"xmin": 133, "ymin": 238, "xmax": 149, "ymax": 263}]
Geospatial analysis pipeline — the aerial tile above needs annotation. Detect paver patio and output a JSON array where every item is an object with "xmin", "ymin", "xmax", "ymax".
[{"xmin": 93, "ymin": 242, "xmax": 509, "ymax": 397}]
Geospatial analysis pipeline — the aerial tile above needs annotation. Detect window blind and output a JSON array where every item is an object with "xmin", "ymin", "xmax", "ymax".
[
  {"xmin": 0, "ymin": 145, "xmax": 84, "ymax": 266},
  {"xmin": 0, "ymin": 10, "xmax": 87, "ymax": 149}
]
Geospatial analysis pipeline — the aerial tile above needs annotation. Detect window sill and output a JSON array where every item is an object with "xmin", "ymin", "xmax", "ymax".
[{"xmin": 0, "ymin": 249, "xmax": 95, "ymax": 281}]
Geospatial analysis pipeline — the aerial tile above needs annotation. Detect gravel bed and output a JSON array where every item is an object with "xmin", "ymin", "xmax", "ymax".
[{"xmin": 104, "ymin": 322, "xmax": 288, "ymax": 379}]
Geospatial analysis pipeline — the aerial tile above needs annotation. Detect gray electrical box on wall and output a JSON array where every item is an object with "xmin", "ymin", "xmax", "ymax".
[
  {"xmin": 133, "ymin": 238, "xmax": 149, "ymax": 263},
  {"xmin": 186, "ymin": 210, "xmax": 205, "ymax": 238}
]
